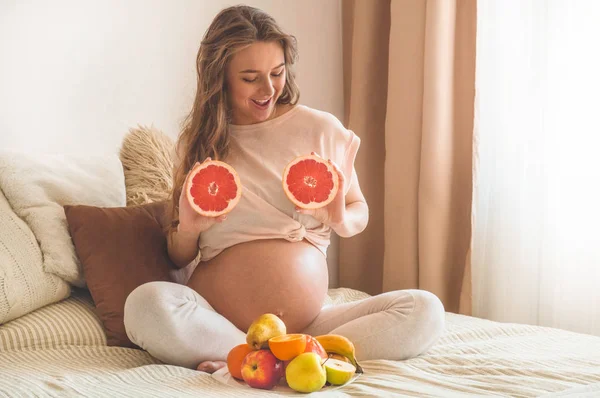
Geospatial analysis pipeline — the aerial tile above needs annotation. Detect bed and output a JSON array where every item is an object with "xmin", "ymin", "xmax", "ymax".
[
  {"xmin": 2, "ymin": 131, "xmax": 600, "ymax": 397},
  {"xmin": 2, "ymin": 287, "xmax": 600, "ymax": 398}
]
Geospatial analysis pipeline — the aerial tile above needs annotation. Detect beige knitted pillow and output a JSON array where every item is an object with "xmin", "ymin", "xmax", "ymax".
[
  {"xmin": 119, "ymin": 125, "xmax": 175, "ymax": 206},
  {"xmin": 0, "ymin": 189, "xmax": 70, "ymax": 325},
  {"xmin": 0, "ymin": 152, "xmax": 127, "ymax": 287}
]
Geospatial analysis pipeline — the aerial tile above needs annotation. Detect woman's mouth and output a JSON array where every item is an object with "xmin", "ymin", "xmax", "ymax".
[{"xmin": 251, "ymin": 97, "xmax": 272, "ymax": 110}]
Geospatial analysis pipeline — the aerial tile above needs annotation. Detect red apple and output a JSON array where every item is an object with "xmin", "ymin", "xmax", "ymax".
[
  {"xmin": 241, "ymin": 349, "xmax": 283, "ymax": 390},
  {"xmin": 281, "ymin": 360, "xmax": 289, "ymax": 377},
  {"xmin": 304, "ymin": 336, "xmax": 328, "ymax": 360},
  {"xmin": 279, "ymin": 360, "xmax": 292, "ymax": 386}
]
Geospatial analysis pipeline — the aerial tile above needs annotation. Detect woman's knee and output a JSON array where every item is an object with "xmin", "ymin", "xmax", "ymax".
[
  {"xmin": 411, "ymin": 290, "xmax": 445, "ymax": 322},
  {"xmin": 406, "ymin": 290, "xmax": 445, "ymax": 352},
  {"xmin": 384, "ymin": 289, "xmax": 444, "ymax": 320},
  {"xmin": 125, "ymin": 282, "xmax": 171, "ymax": 318},
  {"xmin": 123, "ymin": 281, "xmax": 180, "ymax": 344}
]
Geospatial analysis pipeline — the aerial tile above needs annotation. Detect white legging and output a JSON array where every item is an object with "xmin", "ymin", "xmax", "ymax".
[{"xmin": 123, "ymin": 281, "xmax": 445, "ymax": 369}]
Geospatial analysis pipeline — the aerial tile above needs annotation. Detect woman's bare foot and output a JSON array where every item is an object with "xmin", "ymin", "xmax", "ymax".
[{"xmin": 196, "ymin": 360, "xmax": 227, "ymax": 374}]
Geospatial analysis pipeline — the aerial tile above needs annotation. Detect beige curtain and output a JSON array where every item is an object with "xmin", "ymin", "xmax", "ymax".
[{"xmin": 340, "ymin": 0, "xmax": 476, "ymax": 314}]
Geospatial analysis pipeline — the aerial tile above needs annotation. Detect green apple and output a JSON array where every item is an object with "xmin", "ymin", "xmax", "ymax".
[
  {"xmin": 324, "ymin": 358, "xmax": 356, "ymax": 385},
  {"xmin": 285, "ymin": 352, "xmax": 326, "ymax": 393}
]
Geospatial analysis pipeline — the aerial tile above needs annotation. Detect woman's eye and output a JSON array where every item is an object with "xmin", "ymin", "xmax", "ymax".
[{"xmin": 242, "ymin": 70, "xmax": 283, "ymax": 83}]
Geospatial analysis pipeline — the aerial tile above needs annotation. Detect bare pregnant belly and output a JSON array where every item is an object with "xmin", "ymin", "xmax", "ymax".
[{"xmin": 186, "ymin": 239, "xmax": 329, "ymax": 333}]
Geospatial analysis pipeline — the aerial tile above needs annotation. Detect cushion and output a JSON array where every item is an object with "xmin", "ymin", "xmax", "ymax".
[
  {"xmin": 119, "ymin": 125, "xmax": 175, "ymax": 206},
  {"xmin": 0, "ymin": 151, "xmax": 126, "ymax": 287},
  {"xmin": 0, "ymin": 287, "xmax": 106, "ymax": 350},
  {"xmin": 64, "ymin": 201, "xmax": 195, "ymax": 347},
  {"xmin": 0, "ymin": 189, "xmax": 70, "ymax": 325}
]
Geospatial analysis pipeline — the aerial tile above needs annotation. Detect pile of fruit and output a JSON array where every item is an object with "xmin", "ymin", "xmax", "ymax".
[{"xmin": 227, "ymin": 313, "xmax": 363, "ymax": 393}]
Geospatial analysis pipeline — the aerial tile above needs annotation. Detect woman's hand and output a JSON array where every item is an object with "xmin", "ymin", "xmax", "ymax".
[
  {"xmin": 295, "ymin": 153, "xmax": 346, "ymax": 229},
  {"xmin": 177, "ymin": 157, "xmax": 227, "ymax": 235}
]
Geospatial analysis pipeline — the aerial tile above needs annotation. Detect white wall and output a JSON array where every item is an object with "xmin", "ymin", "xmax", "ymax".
[
  {"xmin": 0, "ymin": 0, "xmax": 344, "ymax": 152},
  {"xmin": 0, "ymin": 0, "xmax": 344, "ymax": 285}
]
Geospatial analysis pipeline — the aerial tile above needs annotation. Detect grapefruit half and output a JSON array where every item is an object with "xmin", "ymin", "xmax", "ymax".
[
  {"xmin": 185, "ymin": 160, "xmax": 242, "ymax": 217},
  {"xmin": 282, "ymin": 154, "xmax": 339, "ymax": 210}
]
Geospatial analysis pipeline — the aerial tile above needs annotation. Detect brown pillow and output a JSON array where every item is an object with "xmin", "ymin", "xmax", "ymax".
[{"xmin": 64, "ymin": 201, "xmax": 195, "ymax": 347}]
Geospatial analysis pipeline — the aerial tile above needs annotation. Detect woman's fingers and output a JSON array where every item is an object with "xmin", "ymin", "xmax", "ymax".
[{"xmin": 327, "ymin": 159, "xmax": 345, "ymax": 185}]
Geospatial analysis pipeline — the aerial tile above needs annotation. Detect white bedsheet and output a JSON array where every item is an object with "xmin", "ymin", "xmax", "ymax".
[{"xmin": 1, "ymin": 288, "xmax": 600, "ymax": 397}]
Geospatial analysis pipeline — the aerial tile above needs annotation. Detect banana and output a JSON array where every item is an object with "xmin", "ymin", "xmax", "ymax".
[{"xmin": 315, "ymin": 334, "xmax": 363, "ymax": 374}]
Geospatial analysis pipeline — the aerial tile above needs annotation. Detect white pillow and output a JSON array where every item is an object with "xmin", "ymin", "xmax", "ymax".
[
  {"xmin": 0, "ymin": 152, "xmax": 126, "ymax": 287},
  {"xmin": 0, "ymin": 189, "xmax": 70, "ymax": 324}
]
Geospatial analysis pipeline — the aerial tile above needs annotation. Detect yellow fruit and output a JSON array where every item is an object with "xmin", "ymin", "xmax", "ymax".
[
  {"xmin": 324, "ymin": 358, "xmax": 356, "ymax": 385},
  {"xmin": 285, "ymin": 352, "xmax": 326, "ymax": 393},
  {"xmin": 328, "ymin": 353, "xmax": 350, "ymax": 363},
  {"xmin": 246, "ymin": 314, "xmax": 286, "ymax": 350},
  {"xmin": 315, "ymin": 334, "xmax": 363, "ymax": 373}
]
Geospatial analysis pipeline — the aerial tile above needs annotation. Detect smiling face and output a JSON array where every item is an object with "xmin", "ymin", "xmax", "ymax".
[{"xmin": 226, "ymin": 41, "xmax": 287, "ymax": 125}]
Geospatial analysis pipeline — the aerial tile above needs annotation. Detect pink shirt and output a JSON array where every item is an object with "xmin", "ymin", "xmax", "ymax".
[{"xmin": 198, "ymin": 105, "xmax": 361, "ymax": 261}]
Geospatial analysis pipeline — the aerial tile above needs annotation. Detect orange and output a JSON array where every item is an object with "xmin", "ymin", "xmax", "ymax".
[
  {"xmin": 282, "ymin": 154, "xmax": 339, "ymax": 210},
  {"xmin": 268, "ymin": 334, "xmax": 307, "ymax": 361},
  {"xmin": 226, "ymin": 343, "xmax": 254, "ymax": 380}
]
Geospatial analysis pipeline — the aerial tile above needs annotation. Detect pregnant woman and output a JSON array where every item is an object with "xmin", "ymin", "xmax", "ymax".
[{"xmin": 124, "ymin": 4, "xmax": 445, "ymax": 373}]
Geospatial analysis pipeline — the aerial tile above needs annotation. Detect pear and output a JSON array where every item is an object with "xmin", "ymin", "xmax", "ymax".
[
  {"xmin": 285, "ymin": 352, "xmax": 327, "ymax": 393},
  {"xmin": 324, "ymin": 358, "xmax": 356, "ymax": 385},
  {"xmin": 246, "ymin": 313, "xmax": 286, "ymax": 350}
]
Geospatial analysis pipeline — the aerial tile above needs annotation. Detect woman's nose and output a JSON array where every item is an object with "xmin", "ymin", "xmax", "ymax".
[{"xmin": 260, "ymin": 78, "xmax": 275, "ymax": 97}]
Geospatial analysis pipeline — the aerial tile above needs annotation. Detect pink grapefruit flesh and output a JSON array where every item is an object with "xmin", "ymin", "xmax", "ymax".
[
  {"xmin": 186, "ymin": 160, "xmax": 242, "ymax": 217},
  {"xmin": 282, "ymin": 154, "xmax": 339, "ymax": 210}
]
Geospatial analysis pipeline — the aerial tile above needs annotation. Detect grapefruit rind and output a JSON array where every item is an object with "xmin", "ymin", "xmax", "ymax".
[
  {"xmin": 282, "ymin": 154, "xmax": 339, "ymax": 210},
  {"xmin": 185, "ymin": 160, "xmax": 242, "ymax": 217}
]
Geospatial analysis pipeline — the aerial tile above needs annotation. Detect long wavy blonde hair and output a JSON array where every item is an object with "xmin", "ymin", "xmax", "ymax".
[{"xmin": 169, "ymin": 5, "xmax": 300, "ymax": 228}]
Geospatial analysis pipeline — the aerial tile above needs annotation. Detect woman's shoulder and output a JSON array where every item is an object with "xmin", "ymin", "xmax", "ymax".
[
  {"xmin": 291, "ymin": 104, "xmax": 346, "ymax": 131},
  {"xmin": 291, "ymin": 105, "xmax": 360, "ymax": 184},
  {"xmin": 290, "ymin": 105, "xmax": 358, "ymax": 153}
]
